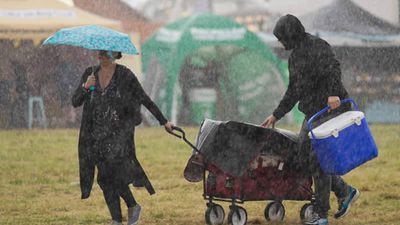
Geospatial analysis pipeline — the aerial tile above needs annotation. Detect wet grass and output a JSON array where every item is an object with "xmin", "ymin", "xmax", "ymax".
[{"xmin": 0, "ymin": 124, "xmax": 399, "ymax": 225}]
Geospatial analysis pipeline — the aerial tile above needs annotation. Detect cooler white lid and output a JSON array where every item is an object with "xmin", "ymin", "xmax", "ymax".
[{"xmin": 308, "ymin": 111, "xmax": 365, "ymax": 139}]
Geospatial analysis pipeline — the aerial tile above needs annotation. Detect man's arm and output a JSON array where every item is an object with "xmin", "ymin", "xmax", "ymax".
[
  {"xmin": 312, "ymin": 41, "xmax": 343, "ymax": 97},
  {"xmin": 311, "ymin": 40, "xmax": 347, "ymax": 110},
  {"xmin": 272, "ymin": 64, "xmax": 299, "ymax": 120}
]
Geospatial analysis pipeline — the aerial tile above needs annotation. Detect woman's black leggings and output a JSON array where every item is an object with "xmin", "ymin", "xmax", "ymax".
[{"xmin": 102, "ymin": 184, "xmax": 137, "ymax": 222}]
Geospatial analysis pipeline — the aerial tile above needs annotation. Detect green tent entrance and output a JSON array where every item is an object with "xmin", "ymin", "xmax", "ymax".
[{"xmin": 141, "ymin": 13, "xmax": 303, "ymax": 125}]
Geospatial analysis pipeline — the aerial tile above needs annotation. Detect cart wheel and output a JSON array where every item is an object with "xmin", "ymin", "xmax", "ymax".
[
  {"xmin": 205, "ymin": 203, "xmax": 225, "ymax": 225},
  {"xmin": 228, "ymin": 205, "xmax": 247, "ymax": 225},
  {"xmin": 300, "ymin": 203, "xmax": 314, "ymax": 222},
  {"xmin": 264, "ymin": 201, "xmax": 285, "ymax": 221}
]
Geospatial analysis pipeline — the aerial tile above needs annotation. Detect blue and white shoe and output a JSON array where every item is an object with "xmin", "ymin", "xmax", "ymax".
[
  {"xmin": 304, "ymin": 212, "xmax": 328, "ymax": 225},
  {"xmin": 334, "ymin": 186, "xmax": 360, "ymax": 219}
]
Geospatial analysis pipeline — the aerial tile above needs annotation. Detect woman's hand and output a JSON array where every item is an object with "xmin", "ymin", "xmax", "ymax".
[
  {"xmin": 328, "ymin": 96, "xmax": 341, "ymax": 111},
  {"xmin": 261, "ymin": 115, "xmax": 277, "ymax": 128},
  {"xmin": 164, "ymin": 121, "xmax": 174, "ymax": 133},
  {"xmin": 84, "ymin": 74, "xmax": 96, "ymax": 89}
]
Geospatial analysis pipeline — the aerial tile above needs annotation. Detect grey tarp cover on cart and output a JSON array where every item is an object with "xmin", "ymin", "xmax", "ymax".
[{"xmin": 186, "ymin": 119, "xmax": 298, "ymax": 178}]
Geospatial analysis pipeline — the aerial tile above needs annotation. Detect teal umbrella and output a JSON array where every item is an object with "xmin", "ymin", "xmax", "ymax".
[{"xmin": 43, "ymin": 25, "xmax": 139, "ymax": 55}]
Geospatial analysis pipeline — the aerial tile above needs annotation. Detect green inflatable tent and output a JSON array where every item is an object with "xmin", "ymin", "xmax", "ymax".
[{"xmin": 141, "ymin": 13, "xmax": 303, "ymax": 125}]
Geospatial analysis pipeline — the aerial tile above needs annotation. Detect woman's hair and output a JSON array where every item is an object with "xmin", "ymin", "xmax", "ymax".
[
  {"xmin": 106, "ymin": 51, "xmax": 123, "ymax": 60},
  {"xmin": 100, "ymin": 50, "xmax": 123, "ymax": 60},
  {"xmin": 114, "ymin": 52, "xmax": 122, "ymax": 59}
]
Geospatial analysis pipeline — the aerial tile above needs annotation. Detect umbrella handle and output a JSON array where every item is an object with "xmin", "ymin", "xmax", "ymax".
[{"xmin": 89, "ymin": 65, "xmax": 96, "ymax": 91}]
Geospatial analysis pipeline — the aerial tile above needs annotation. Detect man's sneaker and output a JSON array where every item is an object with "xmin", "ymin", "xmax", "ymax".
[
  {"xmin": 303, "ymin": 212, "xmax": 328, "ymax": 225},
  {"xmin": 334, "ymin": 186, "xmax": 360, "ymax": 219},
  {"xmin": 128, "ymin": 204, "xmax": 141, "ymax": 225}
]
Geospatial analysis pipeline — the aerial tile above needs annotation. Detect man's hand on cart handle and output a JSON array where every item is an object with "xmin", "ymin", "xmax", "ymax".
[{"xmin": 261, "ymin": 115, "xmax": 277, "ymax": 128}]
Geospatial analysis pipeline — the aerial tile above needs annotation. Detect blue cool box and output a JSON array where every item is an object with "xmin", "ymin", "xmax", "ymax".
[{"xmin": 308, "ymin": 111, "xmax": 378, "ymax": 175}]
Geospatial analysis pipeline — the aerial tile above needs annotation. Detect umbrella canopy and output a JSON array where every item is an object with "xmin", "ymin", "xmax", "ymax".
[{"xmin": 43, "ymin": 25, "xmax": 139, "ymax": 54}]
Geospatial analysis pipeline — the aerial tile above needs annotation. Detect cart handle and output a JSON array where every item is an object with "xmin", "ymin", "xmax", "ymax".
[
  {"xmin": 168, "ymin": 126, "xmax": 201, "ymax": 154},
  {"xmin": 167, "ymin": 125, "xmax": 183, "ymax": 138},
  {"xmin": 307, "ymin": 98, "xmax": 358, "ymax": 140}
]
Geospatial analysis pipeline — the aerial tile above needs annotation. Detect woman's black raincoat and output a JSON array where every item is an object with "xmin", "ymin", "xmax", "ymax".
[{"xmin": 72, "ymin": 64, "xmax": 167, "ymax": 199}]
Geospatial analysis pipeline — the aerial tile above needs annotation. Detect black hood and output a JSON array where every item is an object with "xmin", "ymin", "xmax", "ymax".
[{"xmin": 273, "ymin": 14, "xmax": 306, "ymax": 50}]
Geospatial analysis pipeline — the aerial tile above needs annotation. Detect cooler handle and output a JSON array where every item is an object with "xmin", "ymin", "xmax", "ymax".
[{"xmin": 307, "ymin": 98, "xmax": 359, "ymax": 140}]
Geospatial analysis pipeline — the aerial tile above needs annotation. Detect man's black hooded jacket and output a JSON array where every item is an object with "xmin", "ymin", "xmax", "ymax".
[{"xmin": 272, "ymin": 14, "xmax": 349, "ymax": 119}]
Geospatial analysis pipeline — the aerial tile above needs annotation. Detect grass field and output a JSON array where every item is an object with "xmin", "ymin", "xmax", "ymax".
[{"xmin": 0, "ymin": 124, "xmax": 399, "ymax": 225}]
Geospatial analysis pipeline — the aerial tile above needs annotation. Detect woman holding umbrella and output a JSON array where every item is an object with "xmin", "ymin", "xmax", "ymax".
[{"xmin": 72, "ymin": 50, "xmax": 174, "ymax": 225}]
